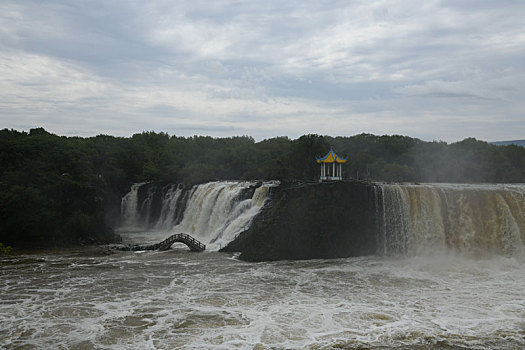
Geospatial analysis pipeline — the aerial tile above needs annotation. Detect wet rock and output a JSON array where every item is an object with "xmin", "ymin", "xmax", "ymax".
[{"xmin": 222, "ymin": 181, "xmax": 380, "ymax": 261}]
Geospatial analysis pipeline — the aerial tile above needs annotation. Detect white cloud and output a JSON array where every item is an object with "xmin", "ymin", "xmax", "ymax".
[
  {"xmin": 0, "ymin": 51, "xmax": 345, "ymax": 138},
  {"xmin": 0, "ymin": 0, "xmax": 524, "ymax": 142},
  {"xmin": 0, "ymin": 52, "xmax": 113, "ymax": 111}
]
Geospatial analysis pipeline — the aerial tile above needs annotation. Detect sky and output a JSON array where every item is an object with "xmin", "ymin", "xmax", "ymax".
[{"xmin": 1, "ymin": 0, "xmax": 524, "ymax": 142}]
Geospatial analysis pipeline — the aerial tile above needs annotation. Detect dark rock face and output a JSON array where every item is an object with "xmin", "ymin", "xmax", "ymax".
[{"xmin": 222, "ymin": 181, "xmax": 380, "ymax": 261}]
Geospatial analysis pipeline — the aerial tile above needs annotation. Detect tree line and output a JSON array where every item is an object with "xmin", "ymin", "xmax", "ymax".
[{"xmin": 1, "ymin": 127, "xmax": 524, "ymax": 248}]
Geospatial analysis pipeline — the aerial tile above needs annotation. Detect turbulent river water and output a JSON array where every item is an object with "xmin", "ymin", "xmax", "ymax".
[
  {"xmin": 1, "ymin": 182, "xmax": 525, "ymax": 349},
  {"xmin": 2, "ymin": 243, "xmax": 524, "ymax": 349}
]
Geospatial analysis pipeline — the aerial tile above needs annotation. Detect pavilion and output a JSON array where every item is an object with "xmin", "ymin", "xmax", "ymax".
[{"xmin": 316, "ymin": 148, "xmax": 348, "ymax": 181}]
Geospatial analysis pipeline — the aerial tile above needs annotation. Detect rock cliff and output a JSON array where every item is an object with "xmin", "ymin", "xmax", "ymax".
[{"xmin": 222, "ymin": 181, "xmax": 380, "ymax": 261}]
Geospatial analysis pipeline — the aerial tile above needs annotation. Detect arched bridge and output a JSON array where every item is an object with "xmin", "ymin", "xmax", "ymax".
[
  {"xmin": 157, "ymin": 233, "xmax": 206, "ymax": 252},
  {"xmin": 122, "ymin": 233, "xmax": 206, "ymax": 252}
]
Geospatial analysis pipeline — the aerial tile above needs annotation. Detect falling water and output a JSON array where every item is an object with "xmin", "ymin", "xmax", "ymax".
[
  {"xmin": 154, "ymin": 184, "xmax": 184, "ymax": 229},
  {"xmin": 173, "ymin": 181, "xmax": 276, "ymax": 250},
  {"xmin": 119, "ymin": 181, "xmax": 276, "ymax": 250},
  {"xmin": 119, "ymin": 182, "xmax": 145, "ymax": 228},
  {"xmin": 3, "ymin": 182, "xmax": 525, "ymax": 349},
  {"xmin": 139, "ymin": 185, "xmax": 156, "ymax": 226},
  {"xmin": 378, "ymin": 183, "xmax": 525, "ymax": 257}
]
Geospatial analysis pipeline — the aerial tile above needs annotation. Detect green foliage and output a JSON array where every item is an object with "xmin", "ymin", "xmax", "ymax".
[
  {"xmin": 0, "ymin": 243, "xmax": 12, "ymax": 255},
  {"xmin": 2, "ymin": 127, "xmax": 525, "ymax": 248},
  {"xmin": 291, "ymin": 134, "xmax": 330, "ymax": 180}
]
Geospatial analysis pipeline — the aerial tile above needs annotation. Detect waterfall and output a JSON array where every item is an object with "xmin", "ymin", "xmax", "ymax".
[
  {"xmin": 119, "ymin": 181, "xmax": 276, "ymax": 250},
  {"xmin": 139, "ymin": 185, "xmax": 156, "ymax": 226},
  {"xmin": 172, "ymin": 181, "xmax": 276, "ymax": 250},
  {"xmin": 121, "ymin": 181, "xmax": 525, "ymax": 257},
  {"xmin": 378, "ymin": 184, "xmax": 525, "ymax": 257},
  {"xmin": 120, "ymin": 182, "xmax": 145, "ymax": 228},
  {"xmin": 155, "ymin": 184, "xmax": 184, "ymax": 229}
]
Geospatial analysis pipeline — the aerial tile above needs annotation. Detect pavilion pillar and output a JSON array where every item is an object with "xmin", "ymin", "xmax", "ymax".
[{"xmin": 316, "ymin": 148, "xmax": 348, "ymax": 182}]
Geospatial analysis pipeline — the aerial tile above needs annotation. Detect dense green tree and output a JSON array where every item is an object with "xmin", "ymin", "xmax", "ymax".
[
  {"xmin": 290, "ymin": 134, "xmax": 330, "ymax": 181},
  {"xmin": 1, "ymin": 127, "xmax": 524, "ymax": 248}
]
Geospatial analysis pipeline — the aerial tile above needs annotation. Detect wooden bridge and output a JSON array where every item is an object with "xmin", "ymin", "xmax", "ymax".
[{"xmin": 119, "ymin": 233, "xmax": 206, "ymax": 252}]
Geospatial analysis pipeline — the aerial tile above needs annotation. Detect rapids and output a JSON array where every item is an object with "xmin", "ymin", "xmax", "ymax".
[
  {"xmin": 2, "ymin": 181, "xmax": 524, "ymax": 349},
  {"xmin": 1, "ymin": 246, "xmax": 524, "ymax": 349}
]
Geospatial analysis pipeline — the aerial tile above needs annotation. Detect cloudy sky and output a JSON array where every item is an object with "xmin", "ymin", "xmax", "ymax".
[{"xmin": 1, "ymin": 0, "xmax": 524, "ymax": 142}]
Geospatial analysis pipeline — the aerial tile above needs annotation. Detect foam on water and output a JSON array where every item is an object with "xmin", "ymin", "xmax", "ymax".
[
  {"xmin": 1, "ymin": 247, "xmax": 524, "ymax": 349},
  {"xmin": 5, "ymin": 183, "xmax": 524, "ymax": 348},
  {"xmin": 118, "ymin": 181, "xmax": 276, "ymax": 251}
]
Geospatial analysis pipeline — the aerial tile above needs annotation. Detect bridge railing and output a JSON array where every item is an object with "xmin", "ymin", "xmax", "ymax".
[
  {"xmin": 171, "ymin": 233, "xmax": 206, "ymax": 251},
  {"xmin": 128, "ymin": 233, "xmax": 206, "ymax": 252}
]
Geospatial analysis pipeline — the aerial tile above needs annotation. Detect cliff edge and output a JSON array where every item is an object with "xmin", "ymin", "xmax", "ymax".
[{"xmin": 222, "ymin": 181, "xmax": 379, "ymax": 261}]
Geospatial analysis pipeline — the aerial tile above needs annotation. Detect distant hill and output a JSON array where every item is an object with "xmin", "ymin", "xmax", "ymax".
[{"xmin": 491, "ymin": 140, "xmax": 525, "ymax": 147}]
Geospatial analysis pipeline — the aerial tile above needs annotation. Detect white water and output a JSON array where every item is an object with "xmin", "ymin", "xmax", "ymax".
[
  {"xmin": 120, "ymin": 182, "xmax": 145, "ymax": 228},
  {"xmin": 3, "ymin": 182, "xmax": 525, "ymax": 349},
  {"xmin": 140, "ymin": 185, "xmax": 157, "ymax": 227},
  {"xmin": 2, "ymin": 249, "xmax": 524, "ymax": 349},
  {"xmin": 172, "ymin": 181, "xmax": 275, "ymax": 250},
  {"xmin": 119, "ymin": 181, "xmax": 276, "ymax": 251},
  {"xmin": 379, "ymin": 183, "xmax": 525, "ymax": 258},
  {"xmin": 121, "ymin": 182, "xmax": 525, "ymax": 257},
  {"xmin": 155, "ymin": 184, "xmax": 183, "ymax": 230}
]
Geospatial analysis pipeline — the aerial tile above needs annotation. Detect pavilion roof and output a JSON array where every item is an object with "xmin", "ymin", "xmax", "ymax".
[{"xmin": 316, "ymin": 148, "xmax": 348, "ymax": 163}]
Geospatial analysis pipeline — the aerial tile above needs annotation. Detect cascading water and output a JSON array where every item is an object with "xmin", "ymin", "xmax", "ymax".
[
  {"xmin": 155, "ymin": 184, "xmax": 184, "ymax": 229},
  {"xmin": 6, "ymin": 182, "xmax": 525, "ymax": 349},
  {"xmin": 120, "ymin": 182, "xmax": 145, "ymax": 228},
  {"xmin": 172, "ymin": 181, "xmax": 276, "ymax": 250},
  {"xmin": 122, "ymin": 181, "xmax": 524, "ymax": 257},
  {"xmin": 119, "ymin": 181, "xmax": 276, "ymax": 250},
  {"xmin": 378, "ymin": 183, "xmax": 525, "ymax": 257},
  {"xmin": 139, "ymin": 185, "xmax": 156, "ymax": 226}
]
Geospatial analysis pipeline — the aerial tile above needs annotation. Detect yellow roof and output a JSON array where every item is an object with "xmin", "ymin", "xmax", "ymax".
[{"xmin": 316, "ymin": 148, "xmax": 348, "ymax": 163}]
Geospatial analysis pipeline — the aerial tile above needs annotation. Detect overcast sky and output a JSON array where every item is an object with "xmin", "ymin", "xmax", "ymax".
[{"xmin": 1, "ymin": 1, "xmax": 524, "ymax": 142}]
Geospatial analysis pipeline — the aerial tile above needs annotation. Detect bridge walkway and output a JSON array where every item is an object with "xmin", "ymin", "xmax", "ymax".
[{"xmin": 118, "ymin": 233, "xmax": 206, "ymax": 252}]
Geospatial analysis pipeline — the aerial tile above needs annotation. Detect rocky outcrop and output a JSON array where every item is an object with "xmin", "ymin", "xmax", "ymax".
[{"xmin": 222, "ymin": 181, "xmax": 380, "ymax": 261}]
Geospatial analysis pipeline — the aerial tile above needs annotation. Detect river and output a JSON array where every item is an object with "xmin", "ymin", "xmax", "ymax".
[
  {"xmin": 1, "ymin": 233, "xmax": 524, "ymax": 349},
  {"xmin": 2, "ymin": 181, "xmax": 525, "ymax": 349}
]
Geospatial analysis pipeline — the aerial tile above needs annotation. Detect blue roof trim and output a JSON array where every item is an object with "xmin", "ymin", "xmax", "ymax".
[{"xmin": 315, "ymin": 148, "xmax": 348, "ymax": 161}]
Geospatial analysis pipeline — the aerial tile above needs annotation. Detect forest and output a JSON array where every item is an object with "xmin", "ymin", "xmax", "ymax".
[{"xmin": 1, "ymin": 127, "xmax": 525, "ymax": 248}]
